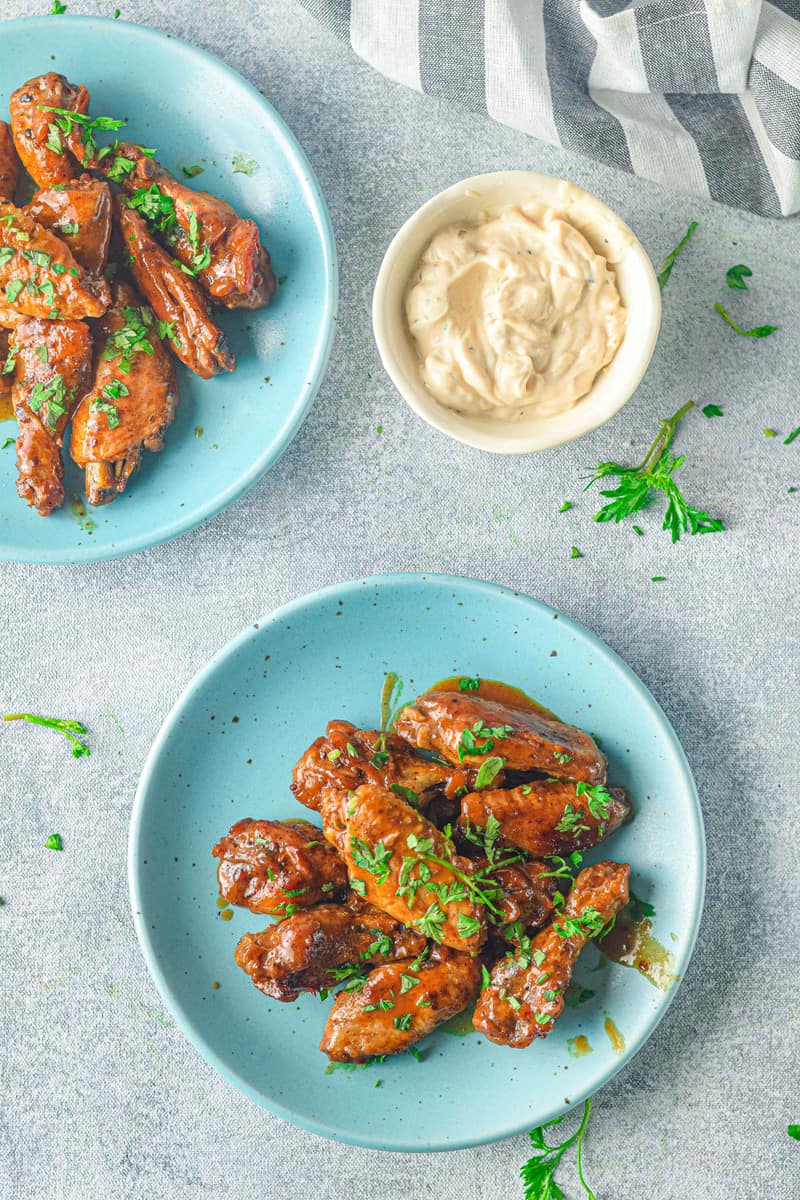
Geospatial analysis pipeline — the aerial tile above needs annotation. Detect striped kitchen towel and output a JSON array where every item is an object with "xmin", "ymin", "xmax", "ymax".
[{"xmin": 299, "ymin": 0, "xmax": 800, "ymax": 218}]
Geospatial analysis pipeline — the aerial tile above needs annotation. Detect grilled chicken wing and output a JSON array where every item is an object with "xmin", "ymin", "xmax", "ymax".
[
  {"xmin": 213, "ymin": 817, "xmax": 348, "ymax": 915},
  {"xmin": 27, "ymin": 176, "xmax": 112, "ymax": 276},
  {"xmin": 70, "ymin": 281, "xmax": 178, "ymax": 505},
  {"xmin": 0, "ymin": 200, "xmax": 109, "ymax": 320},
  {"xmin": 9, "ymin": 73, "xmax": 89, "ymax": 188},
  {"xmin": 395, "ymin": 691, "xmax": 607, "ymax": 784},
  {"xmin": 234, "ymin": 894, "xmax": 426, "ymax": 1002},
  {"xmin": 12, "ymin": 318, "xmax": 92, "ymax": 515},
  {"xmin": 97, "ymin": 142, "xmax": 275, "ymax": 310},
  {"xmin": 0, "ymin": 122, "xmax": 20, "ymax": 201},
  {"xmin": 328, "ymin": 783, "xmax": 486, "ymax": 952},
  {"xmin": 291, "ymin": 719, "xmax": 478, "ymax": 813},
  {"xmin": 118, "ymin": 202, "xmax": 233, "ymax": 378},
  {"xmin": 474, "ymin": 861, "xmax": 630, "ymax": 1047},
  {"xmin": 321, "ymin": 944, "xmax": 482, "ymax": 1062},
  {"xmin": 460, "ymin": 780, "xmax": 631, "ymax": 858},
  {"xmin": 490, "ymin": 857, "xmax": 559, "ymax": 935}
]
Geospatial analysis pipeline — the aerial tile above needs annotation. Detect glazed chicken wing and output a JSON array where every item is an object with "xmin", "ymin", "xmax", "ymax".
[
  {"xmin": 118, "ymin": 202, "xmax": 233, "ymax": 378},
  {"xmin": 395, "ymin": 692, "xmax": 607, "ymax": 784},
  {"xmin": 9, "ymin": 73, "xmax": 89, "ymax": 188},
  {"xmin": 0, "ymin": 122, "xmax": 20, "ymax": 201},
  {"xmin": 490, "ymin": 857, "xmax": 559, "ymax": 936},
  {"xmin": 0, "ymin": 200, "xmax": 110, "ymax": 320},
  {"xmin": 12, "ymin": 318, "xmax": 92, "ymax": 515},
  {"xmin": 70, "ymin": 281, "xmax": 178, "ymax": 506},
  {"xmin": 234, "ymin": 894, "xmax": 426, "ymax": 1002},
  {"xmin": 213, "ymin": 817, "xmax": 348, "ymax": 916},
  {"xmin": 460, "ymin": 780, "xmax": 631, "ymax": 858},
  {"xmin": 473, "ymin": 860, "xmax": 630, "ymax": 1047},
  {"xmin": 321, "ymin": 944, "xmax": 482, "ymax": 1062},
  {"xmin": 27, "ymin": 176, "xmax": 112, "ymax": 276},
  {"xmin": 328, "ymin": 783, "xmax": 486, "ymax": 952},
  {"xmin": 97, "ymin": 142, "xmax": 275, "ymax": 310},
  {"xmin": 291, "ymin": 719, "xmax": 479, "ymax": 812}
]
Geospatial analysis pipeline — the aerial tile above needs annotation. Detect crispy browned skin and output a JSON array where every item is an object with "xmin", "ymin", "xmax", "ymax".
[
  {"xmin": 474, "ymin": 861, "xmax": 630, "ymax": 1047},
  {"xmin": 95, "ymin": 142, "xmax": 275, "ymax": 310},
  {"xmin": 118, "ymin": 202, "xmax": 233, "ymax": 378},
  {"xmin": 321, "ymin": 944, "xmax": 482, "ymax": 1062},
  {"xmin": 0, "ymin": 200, "xmax": 110, "ymax": 320},
  {"xmin": 212, "ymin": 817, "xmax": 348, "ymax": 916},
  {"xmin": 395, "ymin": 692, "xmax": 607, "ymax": 784},
  {"xmin": 0, "ymin": 329, "xmax": 12, "ymax": 402},
  {"xmin": 234, "ymin": 894, "xmax": 426, "ymax": 1002},
  {"xmin": 27, "ymin": 177, "xmax": 112, "ymax": 276},
  {"xmin": 9, "ymin": 73, "xmax": 89, "ymax": 188},
  {"xmin": 70, "ymin": 280, "xmax": 178, "ymax": 506},
  {"xmin": 12, "ymin": 318, "xmax": 92, "ymax": 515},
  {"xmin": 0, "ymin": 123, "xmax": 20, "ymax": 201},
  {"xmin": 460, "ymin": 780, "xmax": 631, "ymax": 858},
  {"xmin": 333, "ymin": 783, "xmax": 486, "ymax": 952},
  {"xmin": 291, "ymin": 719, "xmax": 478, "ymax": 813}
]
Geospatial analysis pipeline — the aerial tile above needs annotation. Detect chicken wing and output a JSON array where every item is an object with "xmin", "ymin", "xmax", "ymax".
[
  {"xmin": 27, "ymin": 176, "xmax": 112, "ymax": 276},
  {"xmin": 12, "ymin": 318, "xmax": 92, "ymax": 515},
  {"xmin": 213, "ymin": 817, "xmax": 348, "ymax": 915},
  {"xmin": 118, "ymin": 202, "xmax": 233, "ymax": 378},
  {"xmin": 0, "ymin": 329, "xmax": 12, "ymax": 406},
  {"xmin": 70, "ymin": 281, "xmax": 178, "ymax": 506},
  {"xmin": 291, "ymin": 719, "xmax": 479, "ymax": 813},
  {"xmin": 321, "ymin": 944, "xmax": 482, "ymax": 1062},
  {"xmin": 0, "ymin": 122, "xmax": 20, "ymax": 201},
  {"xmin": 97, "ymin": 142, "xmax": 275, "ymax": 309},
  {"xmin": 473, "ymin": 860, "xmax": 630, "ymax": 1047},
  {"xmin": 329, "ymin": 783, "xmax": 487, "ymax": 952},
  {"xmin": 0, "ymin": 200, "xmax": 110, "ymax": 320},
  {"xmin": 234, "ymin": 894, "xmax": 426, "ymax": 1002},
  {"xmin": 395, "ymin": 691, "xmax": 607, "ymax": 784},
  {"xmin": 490, "ymin": 858, "xmax": 559, "ymax": 936},
  {"xmin": 9, "ymin": 73, "xmax": 89, "ymax": 188},
  {"xmin": 460, "ymin": 780, "xmax": 631, "ymax": 858}
]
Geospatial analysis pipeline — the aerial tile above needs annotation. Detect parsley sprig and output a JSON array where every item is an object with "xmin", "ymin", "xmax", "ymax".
[
  {"xmin": 3, "ymin": 712, "xmax": 90, "ymax": 758},
  {"xmin": 39, "ymin": 106, "xmax": 126, "ymax": 166},
  {"xmin": 585, "ymin": 400, "xmax": 724, "ymax": 543},
  {"xmin": 521, "ymin": 1101, "xmax": 596, "ymax": 1200}
]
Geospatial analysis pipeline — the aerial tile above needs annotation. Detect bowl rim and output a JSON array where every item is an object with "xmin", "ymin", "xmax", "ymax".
[{"xmin": 372, "ymin": 170, "xmax": 661, "ymax": 455}]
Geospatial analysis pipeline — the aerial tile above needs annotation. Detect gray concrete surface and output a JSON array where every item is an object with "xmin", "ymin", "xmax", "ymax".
[{"xmin": 1, "ymin": 1, "xmax": 798, "ymax": 1196}]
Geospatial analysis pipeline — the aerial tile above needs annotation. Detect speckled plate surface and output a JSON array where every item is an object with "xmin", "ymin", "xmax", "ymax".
[
  {"xmin": 129, "ymin": 574, "xmax": 705, "ymax": 1150},
  {"xmin": 0, "ymin": 17, "xmax": 337, "ymax": 563}
]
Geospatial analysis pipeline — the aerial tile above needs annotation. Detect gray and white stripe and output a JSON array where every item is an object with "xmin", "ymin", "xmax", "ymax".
[{"xmin": 300, "ymin": 0, "xmax": 800, "ymax": 217}]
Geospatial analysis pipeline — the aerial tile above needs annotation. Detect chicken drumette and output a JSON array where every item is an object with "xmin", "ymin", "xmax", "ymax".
[
  {"xmin": 27, "ymin": 176, "xmax": 112, "ymax": 276},
  {"xmin": 0, "ymin": 200, "xmax": 110, "ymax": 320},
  {"xmin": 9, "ymin": 73, "xmax": 90, "ymax": 188},
  {"xmin": 0, "ymin": 122, "xmax": 20, "ymax": 201}
]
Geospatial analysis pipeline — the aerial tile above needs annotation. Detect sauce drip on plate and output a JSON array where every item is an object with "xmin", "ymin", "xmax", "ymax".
[
  {"xmin": 0, "ymin": 394, "xmax": 14, "ymax": 422},
  {"xmin": 429, "ymin": 675, "xmax": 560, "ymax": 722},
  {"xmin": 599, "ymin": 910, "xmax": 678, "ymax": 992}
]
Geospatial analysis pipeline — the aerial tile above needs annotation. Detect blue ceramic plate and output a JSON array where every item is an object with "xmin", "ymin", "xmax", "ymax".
[
  {"xmin": 130, "ymin": 575, "xmax": 705, "ymax": 1150},
  {"xmin": 0, "ymin": 17, "xmax": 337, "ymax": 563}
]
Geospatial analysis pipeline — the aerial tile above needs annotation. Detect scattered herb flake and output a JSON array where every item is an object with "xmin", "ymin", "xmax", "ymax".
[
  {"xmin": 702, "ymin": 404, "xmax": 723, "ymax": 418},
  {"xmin": 45, "ymin": 833, "xmax": 63, "ymax": 850},
  {"xmin": 726, "ymin": 264, "xmax": 752, "ymax": 290},
  {"xmin": 569, "ymin": 546, "xmax": 582, "ymax": 559},
  {"xmin": 714, "ymin": 302, "xmax": 776, "ymax": 339},
  {"xmin": 232, "ymin": 153, "xmax": 259, "ymax": 176},
  {"xmin": 558, "ymin": 500, "xmax": 572, "ymax": 512},
  {"xmin": 656, "ymin": 221, "xmax": 697, "ymax": 291}
]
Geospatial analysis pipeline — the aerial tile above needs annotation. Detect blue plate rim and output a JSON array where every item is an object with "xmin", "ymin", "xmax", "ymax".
[
  {"xmin": 0, "ymin": 15, "xmax": 339, "ymax": 565},
  {"xmin": 129, "ymin": 572, "xmax": 707, "ymax": 1151}
]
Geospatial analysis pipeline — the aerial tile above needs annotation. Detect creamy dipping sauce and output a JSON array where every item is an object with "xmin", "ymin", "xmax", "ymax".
[{"xmin": 404, "ymin": 203, "xmax": 627, "ymax": 421}]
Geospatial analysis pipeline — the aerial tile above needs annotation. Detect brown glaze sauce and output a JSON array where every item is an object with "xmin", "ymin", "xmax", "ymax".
[
  {"xmin": 604, "ymin": 1016, "xmax": 625, "ymax": 1055},
  {"xmin": 567, "ymin": 1035, "xmax": 592, "ymax": 1058},
  {"xmin": 0, "ymin": 394, "xmax": 14, "ymax": 422},
  {"xmin": 599, "ymin": 912, "xmax": 678, "ymax": 992},
  {"xmin": 430, "ymin": 676, "xmax": 560, "ymax": 721}
]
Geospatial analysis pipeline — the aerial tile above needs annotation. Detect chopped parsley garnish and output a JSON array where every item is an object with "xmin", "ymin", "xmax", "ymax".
[
  {"xmin": 349, "ymin": 878, "xmax": 366, "ymax": 897},
  {"xmin": 390, "ymin": 784, "xmax": 418, "ymax": 805},
  {"xmin": 399, "ymin": 973, "xmax": 418, "ymax": 993},
  {"xmin": 232, "ymin": 153, "xmax": 259, "ymax": 176},
  {"xmin": 1, "ymin": 437, "xmax": 15, "ymax": 449},
  {"xmin": 553, "ymin": 751, "xmax": 571, "ymax": 764},
  {"xmin": 0, "ymin": 246, "xmax": 16, "ymax": 268},
  {"xmin": 788, "ymin": 1125, "xmax": 800, "ymax": 1141},
  {"xmin": 349, "ymin": 836, "xmax": 392, "ymax": 884},
  {"xmin": 554, "ymin": 804, "xmax": 590, "ymax": 836},
  {"xmin": 39, "ymin": 106, "xmax": 126, "ymax": 165},
  {"xmin": 714, "ymin": 301, "xmax": 776, "ymax": 339},
  {"xmin": 456, "ymin": 914, "xmax": 481, "ymax": 939},
  {"xmin": 458, "ymin": 677, "xmax": 480, "ymax": 691},
  {"xmin": 58, "ymin": 222, "xmax": 80, "ymax": 236},
  {"xmin": 90, "ymin": 378, "xmax": 128, "ymax": 429},
  {"xmin": 474, "ymin": 755, "xmax": 505, "ymax": 790},
  {"xmin": 392, "ymin": 1013, "xmax": 412, "ymax": 1031},
  {"xmin": 2, "ymin": 341, "xmax": 19, "ymax": 374},
  {"xmin": 126, "ymin": 185, "xmax": 177, "ymax": 232},
  {"xmin": 457, "ymin": 719, "xmax": 512, "ymax": 761},
  {"xmin": 3, "ymin": 712, "xmax": 89, "ymax": 758},
  {"xmin": 569, "ymin": 546, "xmax": 582, "ymax": 559},
  {"xmin": 179, "ymin": 210, "xmax": 211, "ymax": 276},
  {"xmin": 702, "ymin": 404, "xmax": 723, "ymax": 418},
  {"xmin": 521, "ymin": 1100, "xmax": 596, "ymax": 1200},
  {"xmin": 585, "ymin": 399, "xmax": 724, "ymax": 542},
  {"xmin": 5, "ymin": 279, "xmax": 24, "ymax": 304},
  {"xmin": 558, "ymin": 500, "xmax": 572, "ymax": 512},
  {"xmin": 726, "ymin": 263, "xmax": 752, "ymax": 290},
  {"xmin": 101, "ymin": 306, "xmax": 155, "ymax": 373},
  {"xmin": 574, "ymin": 781, "xmax": 612, "ymax": 822},
  {"xmin": 29, "ymin": 374, "xmax": 69, "ymax": 430},
  {"xmin": 555, "ymin": 905, "xmax": 609, "ymax": 940},
  {"xmin": 51, "ymin": 1, "xmax": 67, "ymax": 12},
  {"xmin": 656, "ymin": 221, "xmax": 697, "ymax": 291},
  {"xmin": 45, "ymin": 833, "xmax": 63, "ymax": 850},
  {"xmin": 784, "ymin": 425, "xmax": 800, "ymax": 446},
  {"xmin": 182, "ymin": 164, "xmax": 204, "ymax": 178},
  {"xmin": 481, "ymin": 964, "xmax": 491, "ymax": 990},
  {"xmin": 412, "ymin": 901, "xmax": 446, "ymax": 941}
]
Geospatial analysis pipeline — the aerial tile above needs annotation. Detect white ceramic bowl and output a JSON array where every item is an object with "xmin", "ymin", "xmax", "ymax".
[{"xmin": 372, "ymin": 171, "xmax": 661, "ymax": 454}]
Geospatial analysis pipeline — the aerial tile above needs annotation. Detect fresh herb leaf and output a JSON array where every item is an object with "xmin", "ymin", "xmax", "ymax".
[
  {"xmin": 2, "ymin": 341, "xmax": 19, "ymax": 374},
  {"xmin": 182, "ymin": 164, "xmax": 204, "ymax": 178},
  {"xmin": 5, "ymin": 279, "xmax": 24, "ymax": 304},
  {"xmin": 39, "ymin": 106, "xmax": 126, "ymax": 165},
  {"xmin": 474, "ymin": 755, "xmax": 505, "ymax": 790},
  {"xmin": 585, "ymin": 399, "xmax": 724, "ymax": 543},
  {"xmin": 714, "ymin": 302, "xmax": 776, "ymax": 339},
  {"xmin": 788, "ymin": 1125, "xmax": 800, "ymax": 1141},
  {"xmin": 656, "ymin": 221, "xmax": 697, "ymax": 291},
  {"xmin": 702, "ymin": 404, "xmax": 723, "ymax": 418},
  {"xmin": 574, "ymin": 781, "xmax": 612, "ymax": 822},
  {"xmin": 0, "ymin": 246, "xmax": 16, "ymax": 268},
  {"xmin": 3, "ymin": 712, "xmax": 89, "ymax": 758},
  {"xmin": 50, "ymin": 1, "xmax": 67, "ymax": 13},
  {"xmin": 457, "ymin": 913, "xmax": 481, "ymax": 939},
  {"xmin": 101, "ymin": 306, "xmax": 154, "ymax": 372},
  {"xmin": 412, "ymin": 901, "xmax": 446, "ymax": 942},
  {"xmin": 783, "ymin": 425, "xmax": 800, "ymax": 446},
  {"xmin": 349, "ymin": 836, "xmax": 392, "ymax": 884},
  {"xmin": 570, "ymin": 546, "xmax": 582, "ymax": 559},
  {"xmin": 1, "ymin": 437, "xmax": 15, "ymax": 449},
  {"xmin": 558, "ymin": 500, "xmax": 572, "ymax": 512},
  {"xmin": 232, "ymin": 153, "xmax": 259, "ymax": 176},
  {"xmin": 29, "ymin": 374, "xmax": 69, "ymax": 430},
  {"xmin": 393, "ymin": 1013, "xmax": 412, "ymax": 1031},
  {"xmin": 45, "ymin": 833, "xmax": 63, "ymax": 849},
  {"xmin": 459, "ymin": 677, "xmax": 481, "ymax": 691},
  {"xmin": 726, "ymin": 264, "xmax": 752, "ymax": 290}
]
